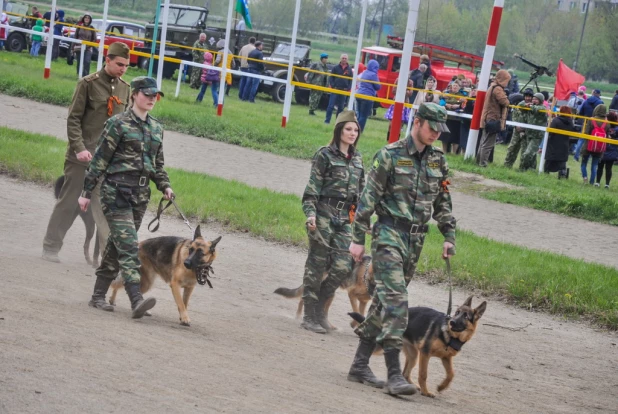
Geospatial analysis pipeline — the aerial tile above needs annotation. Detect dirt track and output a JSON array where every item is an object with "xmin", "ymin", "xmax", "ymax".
[
  {"xmin": 2, "ymin": 94, "xmax": 617, "ymax": 269},
  {"xmin": 1, "ymin": 176, "xmax": 617, "ymax": 413}
]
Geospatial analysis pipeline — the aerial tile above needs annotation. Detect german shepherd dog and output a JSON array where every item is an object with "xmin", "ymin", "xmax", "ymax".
[
  {"xmin": 349, "ymin": 296, "xmax": 487, "ymax": 397},
  {"xmin": 109, "ymin": 226, "xmax": 222, "ymax": 326},
  {"xmin": 274, "ymin": 255, "xmax": 374, "ymax": 329},
  {"xmin": 55, "ymin": 176, "xmax": 101, "ymax": 266}
]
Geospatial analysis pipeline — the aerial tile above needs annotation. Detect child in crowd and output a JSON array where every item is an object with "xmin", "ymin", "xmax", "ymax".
[{"xmin": 196, "ymin": 52, "xmax": 220, "ymax": 107}]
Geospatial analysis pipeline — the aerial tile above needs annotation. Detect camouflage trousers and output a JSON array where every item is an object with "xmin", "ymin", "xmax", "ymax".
[
  {"xmin": 504, "ymin": 129, "xmax": 528, "ymax": 168},
  {"xmin": 190, "ymin": 64, "xmax": 202, "ymax": 89},
  {"xmin": 519, "ymin": 131, "xmax": 543, "ymax": 171},
  {"xmin": 95, "ymin": 182, "xmax": 150, "ymax": 284},
  {"xmin": 309, "ymin": 89, "xmax": 323, "ymax": 111},
  {"xmin": 302, "ymin": 210, "xmax": 353, "ymax": 305},
  {"xmin": 355, "ymin": 222, "xmax": 425, "ymax": 351}
]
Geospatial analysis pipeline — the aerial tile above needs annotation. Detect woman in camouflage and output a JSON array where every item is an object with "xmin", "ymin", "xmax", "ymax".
[
  {"xmin": 78, "ymin": 76, "xmax": 174, "ymax": 320},
  {"xmin": 300, "ymin": 110, "xmax": 365, "ymax": 333}
]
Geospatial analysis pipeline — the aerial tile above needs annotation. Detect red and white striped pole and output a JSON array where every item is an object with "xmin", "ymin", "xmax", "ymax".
[
  {"xmin": 464, "ymin": 0, "xmax": 505, "ymax": 159},
  {"xmin": 388, "ymin": 0, "xmax": 420, "ymax": 143},
  {"xmin": 43, "ymin": 0, "xmax": 58, "ymax": 78}
]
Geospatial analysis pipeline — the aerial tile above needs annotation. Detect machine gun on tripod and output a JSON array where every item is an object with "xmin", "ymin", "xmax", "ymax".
[{"xmin": 513, "ymin": 54, "xmax": 553, "ymax": 93}]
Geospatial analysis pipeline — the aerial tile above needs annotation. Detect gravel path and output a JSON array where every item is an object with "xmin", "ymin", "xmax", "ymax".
[
  {"xmin": 1, "ymin": 176, "xmax": 616, "ymax": 413},
  {"xmin": 2, "ymin": 94, "xmax": 616, "ymax": 269}
]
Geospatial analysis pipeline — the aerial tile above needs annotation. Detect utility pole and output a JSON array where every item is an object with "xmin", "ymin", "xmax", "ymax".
[
  {"xmin": 573, "ymin": 0, "xmax": 590, "ymax": 71},
  {"xmin": 376, "ymin": 0, "xmax": 386, "ymax": 45}
]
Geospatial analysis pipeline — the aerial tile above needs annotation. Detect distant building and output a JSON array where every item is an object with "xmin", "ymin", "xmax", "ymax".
[{"xmin": 556, "ymin": 0, "xmax": 618, "ymax": 12}]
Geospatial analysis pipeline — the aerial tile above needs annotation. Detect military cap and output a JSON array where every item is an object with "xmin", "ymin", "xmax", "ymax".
[
  {"xmin": 320, "ymin": 53, "xmax": 328, "ymax": 59},
  {"xmin": 335, "ymin": 109, "xmax": 359, "ymax": 128},
  {"xmin": 415, "ymin": 102, "xmax": 449, "ymax": 133},
  {"xmin": 108, "ymin": 42, "xmax": 130, "ymax": 59},
  {"xmin": 131, "ymin": 76, "xmax": 164, "ymax": 97}
]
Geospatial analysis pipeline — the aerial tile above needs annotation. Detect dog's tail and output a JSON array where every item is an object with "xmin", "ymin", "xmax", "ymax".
[
  {"xmin": 348, "ymin": 312, "xmax": 366, "ymax": 324},
  {"xmin": 274, "ymin": 284, "xmax": 304, "ymax": 298},
  {"xmin": 54, "ymin": 175, "xmax": 65, "ymax": 199}
]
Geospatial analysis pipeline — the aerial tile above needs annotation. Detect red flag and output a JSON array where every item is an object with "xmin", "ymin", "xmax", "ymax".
[{"xmin": 553, "ymin": 59, "xmax": 585, "ymax": 101}]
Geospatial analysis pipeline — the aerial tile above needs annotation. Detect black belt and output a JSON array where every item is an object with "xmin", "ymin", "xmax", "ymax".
[
  {"xmin": 106, "ymin": 172, "xmax": 149, "ymax": 187},
  {"xmin": 319, "ymin": 197, "xmax": 353, "ymax": 211},
  {"xmin": 378, "ymin": 216, "xmax": 429, "ymax": 234}
]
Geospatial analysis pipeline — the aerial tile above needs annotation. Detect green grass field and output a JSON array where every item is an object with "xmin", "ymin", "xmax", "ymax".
[
  {"xmin": 0, "ymin": 52, "xmax": 616, "ymax": 226},
  {"xmin": 1, "ymin": 126, "xmax": 617, "ymax": 329}
]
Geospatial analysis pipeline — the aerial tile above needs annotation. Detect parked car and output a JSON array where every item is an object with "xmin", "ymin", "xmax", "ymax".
[{"xmin": 59, "ymin": 19, "xmax": 145, "ymax": 66}]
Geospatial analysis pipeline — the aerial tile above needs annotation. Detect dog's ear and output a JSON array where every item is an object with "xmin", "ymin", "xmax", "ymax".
[
  {"xmin": 193, "ymin": 225, "xmax": 202, "ymax": 240},
  {"xmin": 474, "ymin": 301, "xmax": 487, "ymax": 321},
  {"xmin": 209, "ymin": 236, "xmax": 222, "ymax": 253},
  {"xmin": 462, "ymin": 295, "xmax": 473, "ymax": 308}
]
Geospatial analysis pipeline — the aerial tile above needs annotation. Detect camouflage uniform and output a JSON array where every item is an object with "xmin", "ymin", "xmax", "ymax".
[
  {"xmin": 82, "ymin": 100, "xmax": 171, "ymax": 285},
  {"xmin": 519, "ymin": 97, "xmax": 547, "ymax": 171},
  {"xmin": 353, "ymin": 107, "xmax": 456, "ymax": 352},
  {"xmin": 302, "ymin": 144, "xmax": 365, "ymax": 304},
  {"xmin": 307, "ymin": 59, "xmax": 329, "ymax": 112},
  {"xmin": 504, "ymin": 100, "xmax": 529, "ymax": 168},
  {"xmin": 191, "ymin": 39, "xmax": 208, "ymax": 89}
]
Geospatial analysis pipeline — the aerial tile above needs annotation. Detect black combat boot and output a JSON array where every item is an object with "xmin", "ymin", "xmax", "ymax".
[
  {"xmin": 384, "ymin": 348, "xmax": 416, "ymax": 395},
  {"xmin": 300, "ymin": 302, "xmax": 326, "ymax": 334},
  {"xmin": 309, "ymin": 110, "xmax": 316, "ymax": 116},
  {"xmin": 88, "ymin": 276, "xmax": 114, "ymax": 312},
  {"xmin": 347, "ymin": 338, "xmax": 385, "ymax": 388},
  {"xmin": 124, "ymin": 282, "xmax": 156, "ymax": 319}
]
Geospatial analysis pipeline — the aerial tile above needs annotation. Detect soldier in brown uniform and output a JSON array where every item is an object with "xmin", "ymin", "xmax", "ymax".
[{"xmin": 42, "ymin": 42, "xmax": 132, "ymax": 263}]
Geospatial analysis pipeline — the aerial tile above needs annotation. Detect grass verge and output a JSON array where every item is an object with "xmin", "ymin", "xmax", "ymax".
[
  {"xmin": 1, "ymin": 126, "xmax": 617, "ymax": 329},
  {"xmin": 1, "ymin": 53, "xmax": 617, "ymax": 226}
]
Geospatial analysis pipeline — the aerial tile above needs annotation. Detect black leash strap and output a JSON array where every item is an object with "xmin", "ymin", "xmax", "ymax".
[
  {"xmin": 445, "ymin": 257, "xmax": 453, "ymax": 318},
  {"xmin": 148, "ymin": 197, "xmax": 194, "ymax": 233}
]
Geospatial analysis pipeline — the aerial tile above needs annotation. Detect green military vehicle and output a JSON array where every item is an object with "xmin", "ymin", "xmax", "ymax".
[{"xmin": 137, "ymin": 3, "xmax": 316, "ymax": 104}]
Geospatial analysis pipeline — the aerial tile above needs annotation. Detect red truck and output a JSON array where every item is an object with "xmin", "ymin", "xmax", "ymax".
[{"xmin": 360, "ymin": 36, "xmax": 504, "ymax": 108}]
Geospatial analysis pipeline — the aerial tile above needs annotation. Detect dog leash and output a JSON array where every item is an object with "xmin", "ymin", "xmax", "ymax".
[
  {"xmin": 445, "ymin": 257, "xmax": 453, "ymax": 318},
  {"xmin": 148, "ymin": 197, "xmax": 194, "ymax": 234}
]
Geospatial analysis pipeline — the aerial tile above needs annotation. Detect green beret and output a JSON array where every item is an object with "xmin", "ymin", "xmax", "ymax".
[{"xmin": 108, "ymin": 42, "xmax": 130, "ymax": 59}]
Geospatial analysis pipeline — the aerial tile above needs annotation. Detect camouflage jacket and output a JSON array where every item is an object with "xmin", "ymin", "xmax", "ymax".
[
  {"xmin": 352, "ymin": 137, "xmax": 456, "ymax": 245},
  {"xmin": 81, "ymin": 109, "xmax": 171, "ymax": 199},
  {"xmin": 307, "ymin": 61, "xmax": 329, "ymax": 86},
  {"xmin": 192, "ymin": 40, "xmax": 207, "ymax": 62},
  {"xmin": 302, "ymin": 144, "xmax": 365, "ymax": 218},
  {"xmin": 527, "ymin": 104, "xmax": 548, "ymax": 127},
  {"xmin": 512, "ymin": 100, "xmax": 529, "ymax": 124}
]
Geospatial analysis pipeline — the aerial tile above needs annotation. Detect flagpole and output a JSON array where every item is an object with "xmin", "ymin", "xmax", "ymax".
[
  {"xmin": 347, "ymin": 0, "xmax": 368, "ymax": 110},
  {"xmin": 156, "ymin": 0, "xmax": 171, "ymax": 90}
]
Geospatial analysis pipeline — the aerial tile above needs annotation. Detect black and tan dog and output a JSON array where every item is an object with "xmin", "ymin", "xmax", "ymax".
[
  {"xmin": 350, "ymin": 296, "xmax": 487, "ymax": 397},
  {"xmin": 274, "ymin": 255, "xmax": 374, "ymax": 329},
  {"xmin": 109, "ymin": 226, "xmax": 222, "ymax": 326},
  {"xmin": 55, "ymin": 175, "xmax": 101, "ymax": 266}
]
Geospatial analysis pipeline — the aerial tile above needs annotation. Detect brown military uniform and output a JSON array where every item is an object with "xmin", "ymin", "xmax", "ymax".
[{"xmin": 43, "ymin": 67, "xmax": 130, "ymax": 255}]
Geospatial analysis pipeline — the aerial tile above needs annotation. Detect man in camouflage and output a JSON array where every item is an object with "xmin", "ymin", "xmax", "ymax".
[
  {"xmin": 306, "ymin": 53, "xmax": 329, "ymax": 116},
  {"xmin": 519, "ymin": 93, "xmax": 548, "ymax": 171},
  {"xmin": 301, "ymin": 110, "xmax": 365, "ymax": 333},
  {"xmin": 347, "ymin": 103, "xmax": 456, "ymax": 395},
  {"xmin": 504, "ymin": 88, "xmax": 533, "ymax": 169},
  {"xmin": 42, "ymin": 42, "xmax": 131, "ymax": 263},
  {"xmin": 190, "ymin": 33, "xmax": 208, "ymax": 89},
  {"xmin": 78, "ymin": 76, "xmax": 174, "ymax": 319}
]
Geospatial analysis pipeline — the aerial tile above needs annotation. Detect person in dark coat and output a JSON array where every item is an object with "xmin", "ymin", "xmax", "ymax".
[
  {"xmin": 544, "ymin": 106, "xmax": 575, "ymax": 179},
  {"xmin": 596, "ymin": 111, "xmax": 618, "ymax": 188},
  {"xmin": 609, "ymin": 90, "xmax": 618, "ymax": 112}
]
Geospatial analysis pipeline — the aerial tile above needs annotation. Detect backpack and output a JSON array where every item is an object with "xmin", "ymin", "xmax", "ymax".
[
  {"xmin": 204, "ymin": 68, "xmax": 220, "ymax": 83},
  {"xmin": 587, "ymin": 120, "xmax": 607, "ymax": 153}
]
